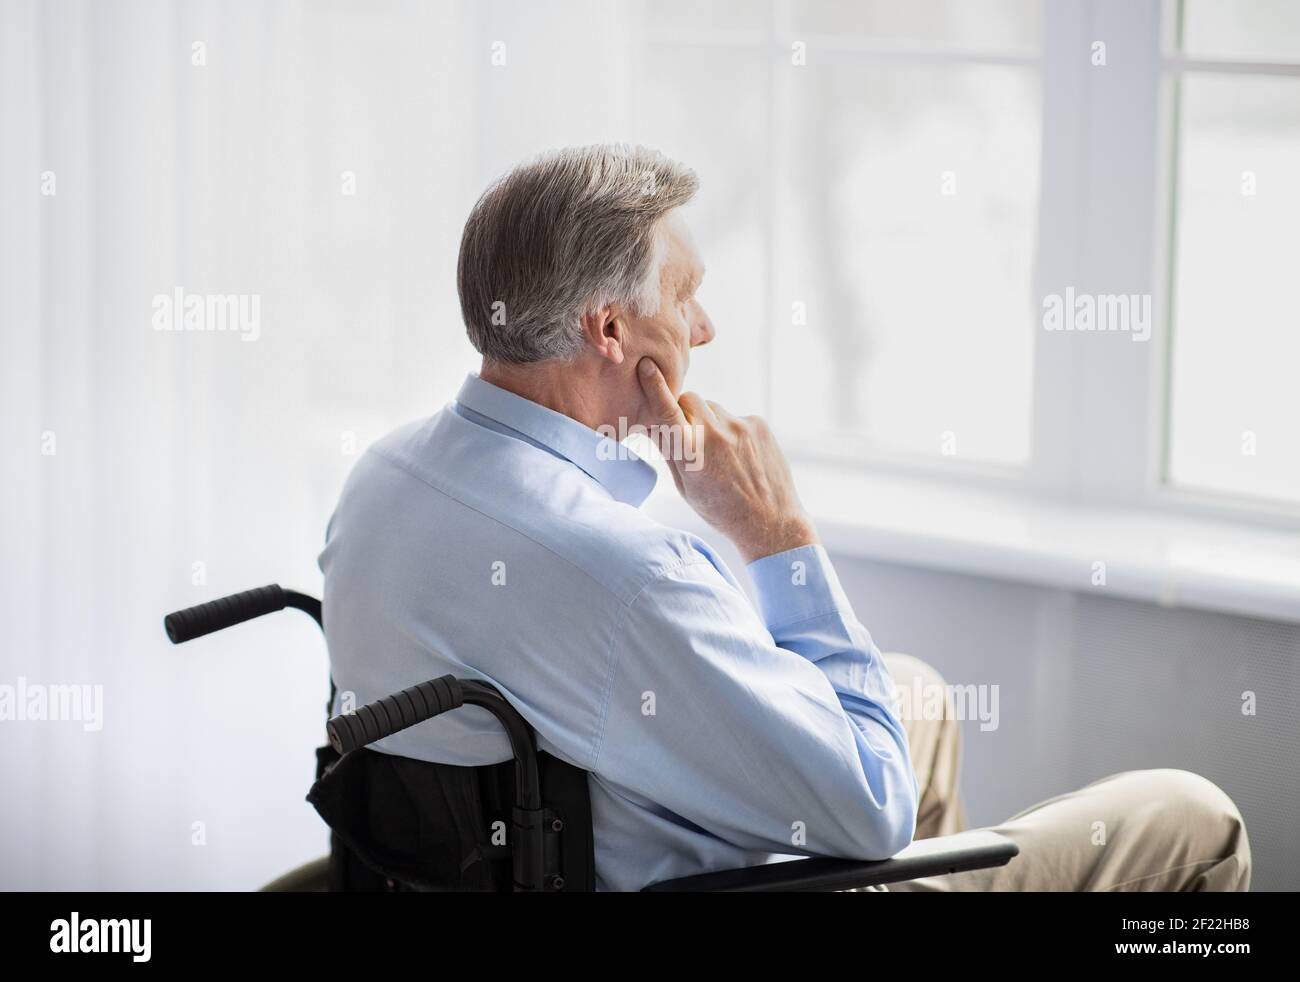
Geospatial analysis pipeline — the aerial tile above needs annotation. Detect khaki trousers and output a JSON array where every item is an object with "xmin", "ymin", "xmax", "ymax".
[{"xmin": 880, "ymin": 653, "xmax": 1252, "ymax": 892}]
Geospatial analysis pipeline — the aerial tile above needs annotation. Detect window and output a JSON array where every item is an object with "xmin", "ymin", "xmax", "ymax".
[
  {"xmin": 1164, "ymin": 0, "xmax": 1300, "ymax": 505},
  {"xmin": 638, "ymin": 0, "xmax": 1299, "ymax": 524}
]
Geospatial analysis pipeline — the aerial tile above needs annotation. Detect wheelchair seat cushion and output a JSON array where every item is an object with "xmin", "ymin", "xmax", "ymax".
[
  {"xmin": 307, "ymin": 745, "xmax": 596, "ymax": 891},
  {"xmin": 308, "ymin": 746, "xmax": 514, "ymax": 890}
]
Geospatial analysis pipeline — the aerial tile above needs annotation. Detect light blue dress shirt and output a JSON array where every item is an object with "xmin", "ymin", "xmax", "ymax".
[{"xmin": 319, "ymin": 373, "xmax": 918, "ymax": 891}]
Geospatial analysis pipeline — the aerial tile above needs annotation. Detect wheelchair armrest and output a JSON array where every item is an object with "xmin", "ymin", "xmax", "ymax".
[{"xmin": 642, "ymin": 829, "xmax": 1018, "ymax": 892}]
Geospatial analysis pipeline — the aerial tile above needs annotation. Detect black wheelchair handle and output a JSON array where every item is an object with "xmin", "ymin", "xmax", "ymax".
[
  {"xmin": 164, "ymin": 584, "xmax": 288, "ymax": 644},
  {"xmin": 327, "ymin": 675, "xmax": 465, "ymax": 756}
]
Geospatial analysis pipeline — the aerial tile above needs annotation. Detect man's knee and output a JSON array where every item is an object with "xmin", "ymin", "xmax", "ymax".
[
  {"xmin": 1122, "ymin": 768, "xmax": 1251, "ymax": 889},
  {"xmin": 1151, "ymin": 769, "xmax": 1245, "ymax": 833}
]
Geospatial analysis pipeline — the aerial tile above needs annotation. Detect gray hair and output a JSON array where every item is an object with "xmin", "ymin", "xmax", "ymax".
[{"xmin": 457, "ymin": 144, "xmax": 699, "ymax": 364}]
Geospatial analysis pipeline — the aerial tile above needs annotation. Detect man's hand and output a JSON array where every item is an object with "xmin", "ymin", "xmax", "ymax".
[{"xmin": 637, "ymin": 357, "xmax": 818, "ymax": 563}]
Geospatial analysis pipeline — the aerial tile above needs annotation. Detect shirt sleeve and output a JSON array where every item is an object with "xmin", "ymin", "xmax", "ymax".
[{"xmin": 591, "ymin": 543, "xmax": 918, "ymax": 861}]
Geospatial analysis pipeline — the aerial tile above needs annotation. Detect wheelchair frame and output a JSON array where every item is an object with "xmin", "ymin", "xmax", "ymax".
[{"xmin": 165, "ymin": 583, "xmax": 1018, "ymax": 892}]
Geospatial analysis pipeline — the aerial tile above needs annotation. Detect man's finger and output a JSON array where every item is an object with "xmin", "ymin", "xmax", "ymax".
[
  {"xmin": 637, "ymin": 357, "xmax": 689, "ymax": 428},
  {"xmin": 636, "ymin": 357, "xmax": 697, "ymax": 466},
  {"xmin": 680, "ymin": 391, "xmax": 718, "ymax": 427}
]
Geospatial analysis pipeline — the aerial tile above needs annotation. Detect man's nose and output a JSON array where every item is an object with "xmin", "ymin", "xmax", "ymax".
[{"xmin": 690, "ymin": 306, "xmax": 716, "ymax": 347}]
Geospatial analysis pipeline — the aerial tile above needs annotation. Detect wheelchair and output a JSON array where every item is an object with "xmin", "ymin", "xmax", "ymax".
[{"xmin": 165, "ymin": 583, "xmax": 1018, "ymax": 891}]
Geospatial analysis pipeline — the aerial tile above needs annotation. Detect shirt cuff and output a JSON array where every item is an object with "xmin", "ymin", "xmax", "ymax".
[{"xmin": 746, "ymin": 543, "xmax": 854, "ymax": 632}]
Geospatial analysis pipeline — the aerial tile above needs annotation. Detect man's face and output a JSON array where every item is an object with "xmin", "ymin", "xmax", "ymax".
[{"xmin": 622, "ymin": 211, "xmax": 715, "ymax": 399}]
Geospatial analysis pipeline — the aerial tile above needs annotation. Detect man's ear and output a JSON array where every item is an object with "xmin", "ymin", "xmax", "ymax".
[{"xmin": 580, "ymin": 306, "xmax": 627, "ymax": 366}]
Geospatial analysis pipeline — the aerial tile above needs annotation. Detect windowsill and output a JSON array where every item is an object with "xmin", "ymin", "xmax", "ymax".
[{"xmin": 643, "ymin": 461, "xmax": 1300, "ymax": 626}]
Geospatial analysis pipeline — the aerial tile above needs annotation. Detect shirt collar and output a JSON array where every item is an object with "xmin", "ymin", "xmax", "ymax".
[{"xmin": 453, "ymin": 373, "xmax": 658, "ymax": 508}]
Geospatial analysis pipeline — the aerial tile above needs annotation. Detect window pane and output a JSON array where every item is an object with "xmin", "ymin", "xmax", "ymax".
[
  {"xmin": 793, "ymin": 0, "xmax": 1041, "ymax": 52},
  {"xmin": 772, "ymin": 63, "xmax": 1040, "ymax": 464},
  {"xmin": 1167, "ymin": 75, "xmax": 1300, "ymax": 503},
  {"xmin": 1181, "ymin": 0, "xmax": 1300, "ymax": 62}
]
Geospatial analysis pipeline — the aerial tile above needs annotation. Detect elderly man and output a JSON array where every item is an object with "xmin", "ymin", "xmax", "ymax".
[{"xmin": 319, "ymin": 144, "xmax": 1250, "ymax": 892}]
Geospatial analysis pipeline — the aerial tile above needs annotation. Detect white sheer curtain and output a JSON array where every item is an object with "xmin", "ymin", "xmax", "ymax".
[{"xmin": 0, "ymin": 0, "xmax": 641, "ymax": 889}]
